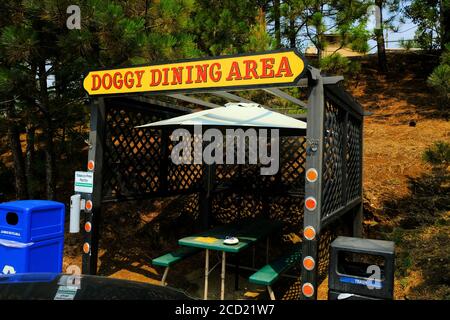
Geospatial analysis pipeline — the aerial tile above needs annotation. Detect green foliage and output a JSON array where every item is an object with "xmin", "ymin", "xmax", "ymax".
[
  {"xmin": 422, "ymin": 141, "xmax": 450, "ymax": 167},
  {"xmin": 192, "ymin": 0, "xmax": 260, "ymax": 55},
  {"xmin": 347, "ymin": 23, "xmax": 371, "ymax": 54},
  {"xmin": 427, "ymin": 64, "xmax": 450, "ymax": 103},
  {"xmin": 404, "ymin": 0, "xmax": 442, "ymax": 50},
  {"xmin": 319, "ymin": 53, "xmax": 360, "ymax": 76},
  {"xmin": 278, "ymin": 0, "xmax": 369, "ymax": 55},
  {"xmin": 440, "ymin": 43, "xmax": 450, "ymax": 65},
  {"xmin": 427, "ymin": 43, "xmax": 450, "ymax": 105},
  {"xmin": 243, "ymin": 9, "xmax": 274, "ymax": 52},
  {"xmin": 320, "ymin": 54, "xmax": 350, "ymax": 74},
  {"xmin": 0, "ymin": 25, "xmax": 38, "ymax": 64},
  {"xmin": 399, "ymin": 39, "xmax": 419, "ymax": 51}
]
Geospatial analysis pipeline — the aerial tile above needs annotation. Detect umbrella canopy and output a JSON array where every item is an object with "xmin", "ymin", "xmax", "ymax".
[{"xmin": 136, "ymin": 103, "xmax": 307, "ymax": 129}]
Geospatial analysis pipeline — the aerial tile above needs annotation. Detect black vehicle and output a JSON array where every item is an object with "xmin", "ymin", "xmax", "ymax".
[{"xmin": 0, "ymin": 273, "xmax": 194, "ymax": 300}]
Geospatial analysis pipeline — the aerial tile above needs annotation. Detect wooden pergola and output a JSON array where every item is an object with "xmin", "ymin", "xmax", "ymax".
[{"xmin": 79, "ymin": 50, "xmax": 364, "ymax": 299}]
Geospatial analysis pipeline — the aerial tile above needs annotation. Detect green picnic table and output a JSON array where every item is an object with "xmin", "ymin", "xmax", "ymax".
[{"xmin": 178, "ymin": 218, "xmax": 282, "ymax": 300}]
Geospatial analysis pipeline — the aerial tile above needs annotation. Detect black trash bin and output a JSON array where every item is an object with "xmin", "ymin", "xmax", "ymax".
[{"xmin": 328, "ymin": 236, "xmax": 395, "ymax": 300}]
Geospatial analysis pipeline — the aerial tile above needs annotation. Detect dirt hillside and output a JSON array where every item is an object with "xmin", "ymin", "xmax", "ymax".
[{"xmin": 348, "ymin": 51, "xmax": 450, "ymax": 300}]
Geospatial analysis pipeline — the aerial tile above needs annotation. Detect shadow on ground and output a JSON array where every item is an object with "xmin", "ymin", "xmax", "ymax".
[
  {"xmin": 350, "ymin": 52, "xmax": 448, "ymax": 122},
  {"xmin": 366, "ymin": 168, "xmax": 450, "ymax": 299}
]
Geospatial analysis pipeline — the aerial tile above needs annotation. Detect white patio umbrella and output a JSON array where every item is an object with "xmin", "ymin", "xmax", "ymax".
[{"xmin": 136, "ymin": 103, "xmax": 307, "ymax": 129}]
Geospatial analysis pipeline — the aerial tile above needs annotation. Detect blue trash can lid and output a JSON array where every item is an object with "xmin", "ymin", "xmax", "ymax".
[{"xmin": 0, "ymin": 200, "xmax": 65, "ymax": 211}]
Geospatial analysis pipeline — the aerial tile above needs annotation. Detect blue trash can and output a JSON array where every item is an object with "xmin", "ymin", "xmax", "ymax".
[{"xmin": 0, "ymin": 200, "xmax": 65, "ymax": 275}]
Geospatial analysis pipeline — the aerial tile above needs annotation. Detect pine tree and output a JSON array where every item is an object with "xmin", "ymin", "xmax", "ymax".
[
  {"xmin": 405, "ymin": 0, "xmax": 450, "ymax": 51},
  {"xmin": 0, "ymin": 0, "xmax": 202, "ymax": 200},
  {"xmin": 192, "ymin": 0, "xmax": 262, "ymax": 55}
]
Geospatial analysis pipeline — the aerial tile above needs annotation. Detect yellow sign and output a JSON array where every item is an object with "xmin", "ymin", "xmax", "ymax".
[{"xmin": 83, "ymin": 50, "xmax": 307, "ymax": 96}]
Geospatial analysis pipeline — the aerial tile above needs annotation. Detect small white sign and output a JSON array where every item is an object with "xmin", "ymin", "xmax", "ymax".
[
  {"xmin": 74, "ymin": 171, "xmax": 94, "ymax": 193},
  {"xmin": 54, "ymin": 285, "xmax": 78, "ymax": 300}
]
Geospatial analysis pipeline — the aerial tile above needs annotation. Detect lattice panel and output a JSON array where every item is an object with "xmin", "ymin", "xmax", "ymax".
[
  {"xmin": 167, "ymin": 130, "xmax": 204, "ymax": 192},
  {"xmin": 322, "ymin": 100, "xmax": 345, "ymax": 218},
  {"xmin": 211, "ymin": 135, "xmax": 306, "ymax": 234},
  {"xmin": 268, "ymin": 194, "xmax": 304, "ymax": 235},
  {"xmin": 215, "ymin": 163, "xmax": 237, "ymax": 183},
  {"xmin": 103, "ymin": 106, "xmax": 165, "ymax": 199},
  {"xmin": 317, "ymin": 218, "xmax": 353, "ymax": 284},
  {"xmin": 346, "ymin": 115, "xmax": 362, "ymax": 202},
  {"xmin": 280, "ymin": 218, "xmax": 348, "ymax": 300},
  {"xmin": 280, "ymin": 137, "xmax": 307, "ymax": 190},
  {"xmin": 212, "ymin": 190, "xmax": 264, "ymax": 224},
  {"xmin": 178, "ymin": 193, "xmax": 200, "ymax": 219},
  {"xmin": 215, "ymin": 136, "xmax": 306, "ymax": 188}
]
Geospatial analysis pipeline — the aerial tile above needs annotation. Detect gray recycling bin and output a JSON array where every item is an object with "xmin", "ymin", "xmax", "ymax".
[{"xmin": 328, "ymin": 236, "xmax": 395, "ymax": 300}]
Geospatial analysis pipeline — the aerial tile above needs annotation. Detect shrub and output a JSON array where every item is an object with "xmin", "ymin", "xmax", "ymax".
[
  {"xmin": 320, "ymin": 53, "xmax": 350, "ymax": 75},
  {"xmin": 422, "ymin": 141, "xmax": 450, "ymax": 167},
  {"xmin": 399, "ymin": 39, "xmax": 418, "ymax": 51},
  {"xmin": 319, "ymin": 53, "xmax": 361, "ymax": 77},
  {"xmin": 427, "ymin": 64, "xmax": 450, "ymax": 104},
  {"xmin": 427, "ymin": 43, "xmax": 450, "ymax": 107}
]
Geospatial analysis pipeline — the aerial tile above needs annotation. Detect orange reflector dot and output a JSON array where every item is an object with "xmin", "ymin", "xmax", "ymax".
[
  {"xmin": 84, "ymin": 222, "xmax": 92, "ymax": 233},
  {"xmin": 87, "ymin": 160, "xmax": 95, "ymax": 171},
  {"xmin": 302, "ymin": 283, "xmax": 315, "ymax": 297},
  {"xmin": 306, "ymin": 168, "xmax": 318, "ymax": 182},
  {"xmin": 83, "ymin": 243, "xmax": 90, "ymax": 254},
  {"xmin": 303, "ymin": 256, "xmax": 315, "ymax": 271},
  {"xmin": 304, "ymin": 226, "xmax": 316, "ymax": 240},
  {"xmin": 85, "ymin": 200, "xmax": 93, "ymax": 211},
  {"xmin": 305, "ymin": 197, "xmax": 317, "ymax": 211}
]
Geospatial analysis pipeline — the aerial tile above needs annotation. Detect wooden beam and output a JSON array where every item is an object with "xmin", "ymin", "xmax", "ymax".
[
  {"xmin": 166, "ymin": 94, "xmax": 221, "ymax": 109},
  {"xmin": 134, "ymin": 95, "xmax": 193, "ymax": 113},
  {"xmin": 263, "ymin": 88, "xmax": 308, "ymax": 108},
  {"xmin": 211, "ymin": 91, "xmax": 254, "ymax": 103},
  {"xmin": 323, "ymin": 76, "xmax": 344, "ymax": 85}
]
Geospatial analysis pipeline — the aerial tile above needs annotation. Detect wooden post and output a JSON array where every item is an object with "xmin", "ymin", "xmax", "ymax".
[
  {"xmin": 301, "ymin": 68, "xmax": 325, "ymax": 300},
  {"xmin": 221, "ymin": 251, "xmax": 226, "ymax": 300},
  {"xmin": 200, "ymin": 163, "xmax": 215, "ymax": 230},
  {"xmin": 160, "ymin": 128, "xmax": 169, "ymax": 193},
  {"xmin": 82, "ymin": 97, "xmax": 105, "ymax": 275},
  {"xmin": 204, "ymin": 249, "xmax": 209, "ymax": 300}
]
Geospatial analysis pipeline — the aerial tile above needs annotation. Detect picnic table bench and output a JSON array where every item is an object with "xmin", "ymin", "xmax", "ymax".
[
  {"xmin": 152, "ymin": 247, "xmax": 201, "ymax": 286},
  {"xmin": 249, "ymin": 244, "xmax": 303, "ymax": 300}
]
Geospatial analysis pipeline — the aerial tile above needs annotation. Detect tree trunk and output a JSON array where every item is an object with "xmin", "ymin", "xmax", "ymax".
[
  {"xmin": 38, "ymin": 60, "xmax": 56, "ymax": 200},
  {"xmin": 6, "ymin": 103, "xmax": 28, "ymax": 199},
  {"xmin": 289, "ymin": 14, "xmax": 296, "ymax": 48},
  {"xmin": 274, "ymin": 0, "xmax": 281, "ymax": 48},
  {"xmin": 25, "ymin": 125, "xmax": 36, "ymax": 199},
  {"xmin": 375, "ymin": 0, "xmax": 388, "ymax": 72},
  {"xmin": 441, "ymin": 0, "xmax": 450, "ymax": 49},
  {"xmin": 44, "ymin": 124, "xmax": 56, "ymax": 200}
]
